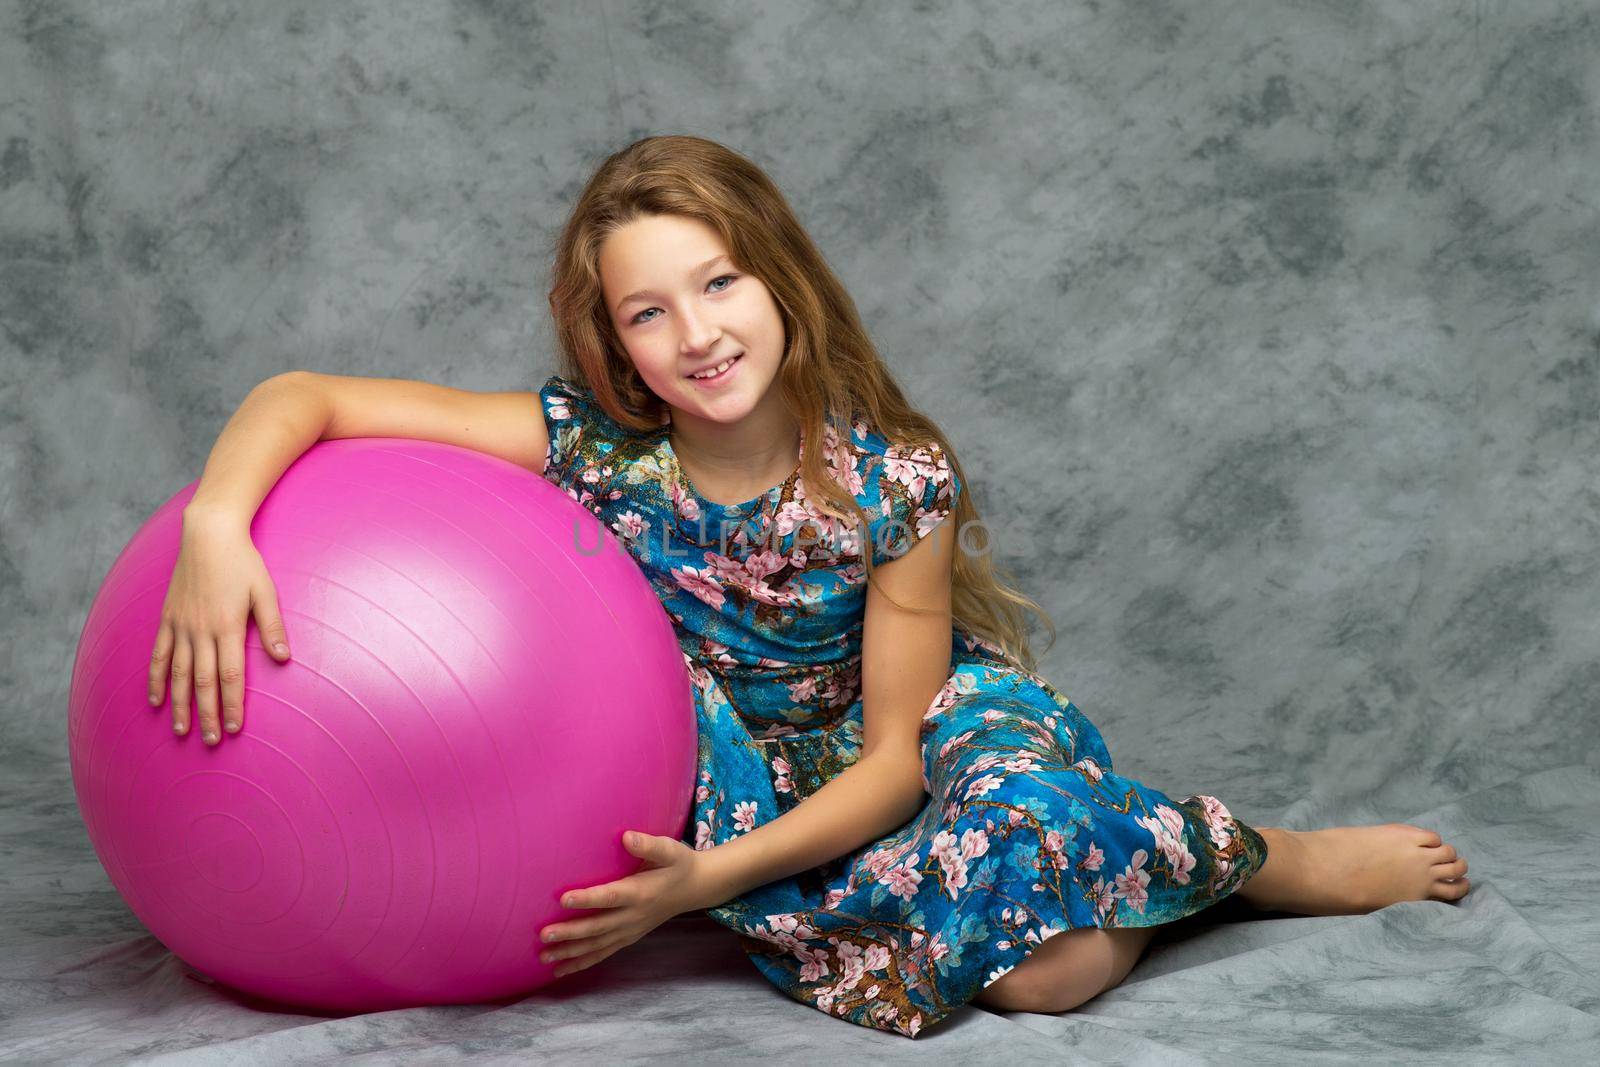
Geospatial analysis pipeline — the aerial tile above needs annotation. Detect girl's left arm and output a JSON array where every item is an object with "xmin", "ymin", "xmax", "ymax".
[
  {"xmin": 537, "ymin": 521, "xmax": 957, "ymax": 976},
  {"xmin": 696, "ymin": 513, "xmax": 958, "ymax": 904}
]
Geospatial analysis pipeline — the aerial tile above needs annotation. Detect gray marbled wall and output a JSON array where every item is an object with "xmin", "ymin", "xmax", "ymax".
[{"xmin": 4, "ymin": 0, "xmax": 1597, "ymax": 836}]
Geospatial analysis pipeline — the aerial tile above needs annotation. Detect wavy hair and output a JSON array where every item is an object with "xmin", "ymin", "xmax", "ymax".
[{"xmin": 544, "ymin": 134, "xmax": 1055, "ymax": 671}]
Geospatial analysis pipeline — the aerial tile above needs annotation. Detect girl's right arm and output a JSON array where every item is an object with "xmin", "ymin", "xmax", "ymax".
[{"xmin": 150, "ymin": 370, "xmax": 550, "ymax": 745}]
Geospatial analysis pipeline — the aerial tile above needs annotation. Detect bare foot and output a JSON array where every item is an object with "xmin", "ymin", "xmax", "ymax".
[{"xmin": 1235, "ymin": 824, "xmax": 1471, "ymax": 916}]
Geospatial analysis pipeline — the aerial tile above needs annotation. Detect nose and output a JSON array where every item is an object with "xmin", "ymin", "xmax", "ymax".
[{"xmin": 677, "ymin": 306, "xmax": 721, "ymax": 357}]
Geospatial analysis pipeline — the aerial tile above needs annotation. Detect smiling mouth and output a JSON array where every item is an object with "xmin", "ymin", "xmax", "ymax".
[{"xmin": 687, "ymin": 353, "xmax": 742, "ymax": 380}]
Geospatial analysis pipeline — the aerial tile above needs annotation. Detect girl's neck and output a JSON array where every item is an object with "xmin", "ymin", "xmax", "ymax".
[{"xmin": 667, "ymin": 395, "xmax": 802, "ymax": 504}]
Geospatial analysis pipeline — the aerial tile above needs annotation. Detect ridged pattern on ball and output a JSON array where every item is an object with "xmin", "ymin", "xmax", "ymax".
[{"xmin": 67, "ymin": 439, "xmax": 696, "ymax": 1012}]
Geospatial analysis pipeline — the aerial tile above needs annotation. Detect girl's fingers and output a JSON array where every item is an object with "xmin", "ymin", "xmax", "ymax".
[
  {"xmin": 550, "ymin": 947, "xmax": 624, "ymax": 979},
  {"xmin": 148, "ymin": 621, "xmax": 175, "ymax": 707},
  {"xmin": 542, "ymin": 913, "xmax": 620, "ymax": 945},
  {"xmin": 218, "ymin": 632, "xmax": 245, "ymax": 735},
  {"xmin": 193, "ymin": 635, "xmax": 221, "ymax": 744},
  {"xmin": 171, "ymin": 634, "xmax": 194, "ymax": 736},
  {"xmin": 547, "ymin": 934, "xmax": 627, "ymax": 979},
  {"xmin": 541, "ymin": 931, "xmax": 626, "ymax": 965}
]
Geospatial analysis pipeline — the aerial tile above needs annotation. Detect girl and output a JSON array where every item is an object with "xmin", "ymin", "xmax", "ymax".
[{"xmin": 149, "ymin": 135, "xmax": 1469, "ymax": 1039}]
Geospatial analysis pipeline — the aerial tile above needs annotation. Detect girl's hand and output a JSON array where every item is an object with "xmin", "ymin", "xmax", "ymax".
[
  {"xmin": 539, "ymin": 831, "xmax": 720, "ymax": 977},
  {"xmin": 147, "ymin": 508, "xmax": 292, "ymax": 744}
]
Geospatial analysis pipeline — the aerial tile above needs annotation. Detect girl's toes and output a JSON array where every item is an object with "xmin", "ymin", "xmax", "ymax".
[
  {"xmin": 1425, "ymin": 843, "xmax": 1457, "ymax": 864},
  {"xmin": 1434, "ymin": 858, "xmax": 1467, "ymax": 880},
  {"xmin": 1408, "ymin": 824, "xmax": 1442, "ymax": 847},
  {"xmin": 1435, "ymin": 876, "xmax": 1470, "ymax": 901}
]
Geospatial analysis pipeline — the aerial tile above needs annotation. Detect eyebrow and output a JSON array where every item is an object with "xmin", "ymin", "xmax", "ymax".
[{"xmin": 615, "ymin": 255, "xmax": 732, "ymax": 312}]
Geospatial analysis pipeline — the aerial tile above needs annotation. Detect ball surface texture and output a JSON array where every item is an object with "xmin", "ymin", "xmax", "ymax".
[{"xmin": 68, "ymin": 438, "xmax": 696, "ymax": 1012}]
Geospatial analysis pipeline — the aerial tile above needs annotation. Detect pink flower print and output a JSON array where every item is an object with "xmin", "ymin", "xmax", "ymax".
[
  {"xmin": 926, "ymin": 674, "xmax": 979, "ymax": 722},
  {"xmin": 864, "ymin": 984, "xmax": 881, "ymax": 1000},
  {"xmin": 701, "ymin": 643, "xmax": 738, "ymax": 669},
  {"xmin": 986, "ymin": 963, "xmax": 1016, "ymax": 986},
  {"xmin": 1136, "ymin": 805, "xmax": 1196, "ymax": 885},
  {"xmin": 879, "ymin": 858, "xmax": 924, "ymax": 900},
  {"xmin": 823, "ymin": 888, "xmax": 847, "ymax": 910},
  {"xmin": 744, "ymin": 549, "xmax": 788, "ymax": 580},
  {"xmin": 671, "ymin": 564, "xmax": 725, "ymax": 608},
  {"xmin": 787, "ymin": 674, "xmax": 819, "ymax": 702},
  {"xmin": 694, "ymin": 820, "xmax": 712, "ymax": 851},
  {"xmin": 937, "ymin": 729, "xmax": 977, "ymax": 760},
  {"xmin": 771, "ymin": 756, "xmax": 794, "ymax": 794},
  {"xmin": 581, "ymin": 467, "xmax": 602, "ymax": 484},
  {"xmin": 964, "ymin": 773, "xmax": 1005, "ymax": 801},
  {"xmin": 835, "ymin": 521, "xmax": 864, "ymax": 557},
  {"xmin": 612, "ymin": 510, "xmax": 647, "ymax": 543},
  {"xmin": 863, "ymin": 944, "xmax": 892, "ymax": 972},
  {"xmin": 1090, "ymin": 876, "xmax": 1115, "ymax": 913},
  {"xmin": 925, "ymin": 935, "xmax": 951, "ymax": 963},
  {"xmin": 881, "ymin": 452, "xmax": 927, "ymax": 492},
  {"xmin": 788, "ymin": 547, "xmax": 809, "ymax": 569},
  {"xmin": 796, "ymin": 944, "xmax": 831, "ymax": 982},
  {"xmin": 1080, "ymin": 840, "xmax": 1105, "ymax": 871},
  {"xmin": 732, "ymin": 800, "xmax": 759, "ymax": 833},
  {"xmin": 1167, "ymin": 843, "xmax": 1198, "ymax": 885},
  {"xmin": 747, "ymin": 580, "xmax": 799, "ymax": 607},
  {"xmin": 770, "ymin": 913, "xmax": 817, "ymax": 941},
  {"xmin": 1044, "ymin": 829, "xmax": 1071, "ymax": 870},
  {"xmin": 971, "ymin": 754, "xmax": 1004, "ymax": 773},
  {"xmin": 1074, "ymin": 756, "xmax": 1104, "ymax": 782},
  {"xmin": 694, "ymin": 784, "xmax": 709, "ymax": 803},
  {"xmin": 546, "ymin": 398, "xmax": 572, "ymax": 420},
  {"xmin": 832, "ymin": 939, "xmax": 867, "ymax": 990},
  {"xmin": 1114, "ymin": 849, "xmax": 1152, "ymax": 913},
  {"xmin": 1003, "ymin": 751, "xmax": 1039, "ymax": 774},
  {"xmin": 669, "ymin": 481, "xmax": 701, "ymax": 522},
  {"xmin": 705, "ymin": 551, "xmax": 747, "ymax": 582},
  {"xmin": 915, "ymin": 507, "xmax": 950, "ymax": 539},
  {"xmin": 1155, "ymin": 804, "xmax": 1186, "ymax": 840},
  {"xmin": 981, "ymin": 708, "xmax": 1006, "ymax": 723},
  {"xmin": 930, "ymin": 827, "xmax": 990, "ymax": 900},
  {"xmin": 773, "ymin": 500, "xmax": 813, "ymax": 536},
  {"xmin": 1196, "ymin": 793, "xmax": 1238, "ymax": 848}
]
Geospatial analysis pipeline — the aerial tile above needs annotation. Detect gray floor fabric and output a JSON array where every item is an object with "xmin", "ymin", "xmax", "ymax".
[{"xmin": 5, "ymin": 755, "xmax": 1597, "ymax": 1063}]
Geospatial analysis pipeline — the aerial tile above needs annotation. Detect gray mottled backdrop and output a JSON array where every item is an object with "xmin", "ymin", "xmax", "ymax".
[{"xmin": 4, "ymin": 1, "xmax": 1599, "ymax": 1062}]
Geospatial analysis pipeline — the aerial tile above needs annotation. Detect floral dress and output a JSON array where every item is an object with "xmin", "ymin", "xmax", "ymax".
[{"xmin": 537, "ymin": 375, "xmax": 1269, "ymax": 1039}]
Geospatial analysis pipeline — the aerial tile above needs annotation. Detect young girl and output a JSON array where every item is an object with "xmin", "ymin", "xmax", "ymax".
[{"xmin": 149, "ymin": 135, "xmax": 1469, "ymax": 1039}]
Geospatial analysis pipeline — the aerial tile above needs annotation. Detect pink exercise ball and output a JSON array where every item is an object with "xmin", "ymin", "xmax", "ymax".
[{"xmin": 67, "ymin": 438, "xmax": 696, "ymax": 1013}]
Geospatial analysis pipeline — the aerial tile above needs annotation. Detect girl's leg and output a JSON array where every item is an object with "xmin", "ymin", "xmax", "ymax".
[{"xmin": 974, "ymin": 924, "xmax": 1160, "ymax": 1015}]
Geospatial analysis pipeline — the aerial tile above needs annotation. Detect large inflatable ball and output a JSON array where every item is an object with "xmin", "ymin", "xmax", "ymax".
[{"xmin": 67, "ymin": 438, "xmax": 696, "ymax": 1013}]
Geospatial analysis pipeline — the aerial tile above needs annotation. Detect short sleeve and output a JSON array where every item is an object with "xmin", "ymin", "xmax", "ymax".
[
  {"xmin": 537, "ymin": 375, "xmax": 624, "ymax": 495},
  {"xmin": 871, "ymin": 440, "xmax": 964, "ymax": 564}
]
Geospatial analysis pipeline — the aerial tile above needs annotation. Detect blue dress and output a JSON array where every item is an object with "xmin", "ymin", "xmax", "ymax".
[{"xmin": 538, "ymin": 375, "xmax": 1269, "ymax": 1038}]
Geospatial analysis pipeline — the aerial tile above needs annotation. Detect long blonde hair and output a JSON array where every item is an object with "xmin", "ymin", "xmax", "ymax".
[{"xmin": 544, "ymin": 135, "xmax": 1055, "ymax": 672}]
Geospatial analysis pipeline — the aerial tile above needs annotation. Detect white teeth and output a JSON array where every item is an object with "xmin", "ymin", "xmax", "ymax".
[{"xmin": 691, "ymin": 356, "xmax": 737, "ymax": 379}]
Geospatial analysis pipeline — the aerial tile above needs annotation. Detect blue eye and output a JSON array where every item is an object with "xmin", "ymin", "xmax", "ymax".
[{"xmin": 630, "ymin": 275, "xmax": 737, "ymax": 325}]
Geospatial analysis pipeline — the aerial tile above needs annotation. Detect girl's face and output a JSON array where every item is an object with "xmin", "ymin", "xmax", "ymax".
[{"xmin": 598, "ymin": 213, "xmax": 787, "ymax": 426}]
